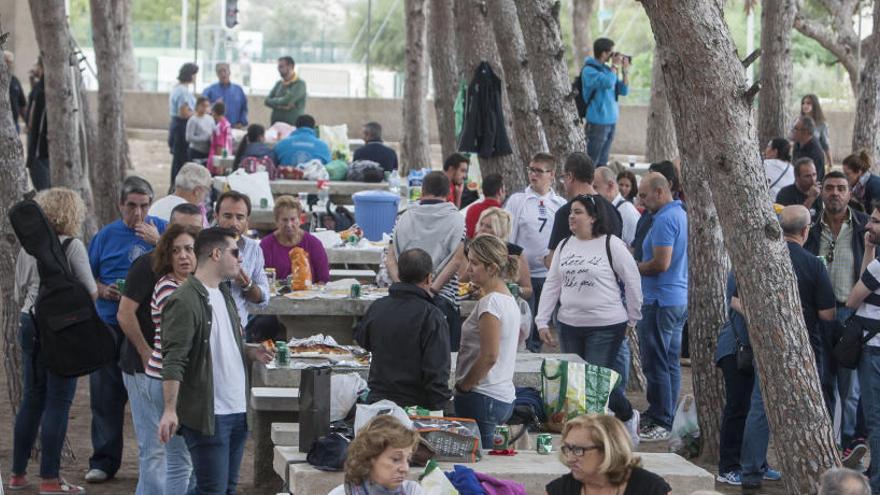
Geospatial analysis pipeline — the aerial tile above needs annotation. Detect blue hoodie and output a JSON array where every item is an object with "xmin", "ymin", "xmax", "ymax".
[
  {"xmin": 581, "ymin": 57, "xmax": 629, "ymax": 125},
  {"xmin": 272, "ymin": 127, "xmax": 332, "ymax": 166}
]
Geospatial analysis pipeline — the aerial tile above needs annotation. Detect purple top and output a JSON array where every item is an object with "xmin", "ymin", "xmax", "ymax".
[{"xmin": 260, "ymin": 231, "xmax": 330, "ymax": 283}]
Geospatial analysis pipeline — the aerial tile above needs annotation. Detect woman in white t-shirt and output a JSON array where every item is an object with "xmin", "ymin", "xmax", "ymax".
[
  {"xmin": 454, "ymin": 234, "xmax": 522, "ymax": 449},
  {"xmin": 763, "ymin": 137, "xmax": 794, "ymax": 202},
  {"xmin": 536, "ymin": 195, "xmax": 643, "ymax": 442}
]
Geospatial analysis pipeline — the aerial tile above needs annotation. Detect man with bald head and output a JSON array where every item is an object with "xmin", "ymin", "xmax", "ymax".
[
  {"xmin": 593, "ymin": 166, "xmax": 641, "ymax": 245},
  {"xmin": 635, "ymin": 172, "xmax": 689, "ymax": 442}
]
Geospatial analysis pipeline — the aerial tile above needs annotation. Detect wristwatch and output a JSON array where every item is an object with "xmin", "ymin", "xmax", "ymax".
[{"xmin": 240, "ymin": 280, "xmax": 254, "ymax": 292}]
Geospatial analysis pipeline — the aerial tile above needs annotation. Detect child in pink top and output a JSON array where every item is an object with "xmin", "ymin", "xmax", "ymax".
[{"xmin": 207, "ymin": 101, "xmax": 233, "ymax": 174}]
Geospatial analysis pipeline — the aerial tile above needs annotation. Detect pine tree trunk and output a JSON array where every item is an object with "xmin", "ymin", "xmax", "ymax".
[
  {"xmin": 625, "ymin": 324, "xmax": 647, "ymax": 393},
  {"xmin": 487, "ymin": 0, "xmax": 548, "ymax": 163},
  {"xmin": 571, "ymin": 0, "xmax": 597, "ymax": 63},
  {"xmin": 401, "ymin": 0, "xmax": 432, "ymax": 175},
  {"xmin": 645, "ymin": 46, "xmax": 678, "ymax": 163},
  {"xmin": 454, "ymin": 0, "xmax": 526, "ymax": 192},
  {"xmin": 0, "ymin": 44, "xmax": 29, "ymax": 422},
  {"xmin": 90, "ymin": 0, "xmax": 129, "ymax": 228},
  {"xmin": 853, "ymin": 0, "xmax": 880, "ymax": 168},
  {"xmin": 513, "ymin": 0, "xmax": 586, "ymax": 163},
  {"xmin": 757, "ymin": 0, "xmax": 796, "ymax": 149},
  {"xmin": 119, "ymin": 0, "xmax": 139, "ymax": 90},
  {"xmin": 427, "ymin": 0, "xmax": 459, "ymax": 161},
  {"xmin": 640, "ymin": 0, "xmax": 840, "ymax": 491}
]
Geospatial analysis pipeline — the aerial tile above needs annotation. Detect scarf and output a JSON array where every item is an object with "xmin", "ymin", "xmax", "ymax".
[{"xmin": 283, "ymin": 70, "xmax": 299, "ymax": 85}]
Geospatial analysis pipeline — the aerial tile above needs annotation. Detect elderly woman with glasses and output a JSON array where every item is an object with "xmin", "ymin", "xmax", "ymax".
[{"xmin": 546, "ymin": 415, "xmax": 671, "ymax": 495}]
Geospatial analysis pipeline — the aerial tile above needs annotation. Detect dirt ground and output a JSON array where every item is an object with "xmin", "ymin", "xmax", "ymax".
[{"xmin": 0, "ymin": 142, "xmax": 786, "ymax": 494}]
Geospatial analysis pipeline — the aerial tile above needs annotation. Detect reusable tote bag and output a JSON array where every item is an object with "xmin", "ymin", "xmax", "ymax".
[{"xmin": 541, "ymin": 358, "xmax": 619, "ymax": 432}]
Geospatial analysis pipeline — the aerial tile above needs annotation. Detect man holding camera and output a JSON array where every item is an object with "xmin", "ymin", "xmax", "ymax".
[{"xmin": 581, "ymin": 37, "xmax": 630, "ymax": 167}]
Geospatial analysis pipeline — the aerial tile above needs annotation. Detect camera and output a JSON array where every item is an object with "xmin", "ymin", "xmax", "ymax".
[{"xmin": 611, "ymin": 51, "xmax": 632, "ymax": 64}]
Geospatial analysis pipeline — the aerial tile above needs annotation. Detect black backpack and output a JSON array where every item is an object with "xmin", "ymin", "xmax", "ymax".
[
  {"xmin": 8, "ymin": 199, "xmax": 117, "ymax": 377},
  {"xmin": 571, "ymin": 62, "xmax": 597, "ymax": 120}
]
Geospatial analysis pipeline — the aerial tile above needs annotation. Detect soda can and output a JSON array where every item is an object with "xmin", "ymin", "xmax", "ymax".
[
  {"xmin": 506, "ymin": 282, "xmax": 521, "ymax": 299},
  {"xmin": 275, "ymin": 341, "xmax": 289, "ymax": 366},
  {"xmin": 537, "ymin": 433, "xmax": 553, "ymax": 454},
  {"xmin": 260, "ymin": 197, "xmax": 269, "ymax": 209},
  {"xmin": 350, "ymin": 282, "xmax": 362, "ymax": 299},
  {"xmin": 492, "ymin": 425, "xmax": 511, "ymax": 452},
  {"xmin": 115, "ymin": 278, "xmax": 127, "ymax": 296}
]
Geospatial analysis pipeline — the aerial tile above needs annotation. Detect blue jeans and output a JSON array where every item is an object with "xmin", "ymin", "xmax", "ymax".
[
  {"xmin": 859, "ymin": 346, "xmax": 880, "ymax": 493},
  {"xmin": 638, "ymin": 302, "xmax": 688, "ymax": 429},
  {"xmin": 180, "ymin": 413, "xmax": 248, "ymax": 495},
  {"xmin": 741, "ymin": 364, "xmax": 770, "ymax": 485},
  {"xmin": 825, "ymin": 307, "xmax": 863, "ymax": 446},
  {"xmin": 526, "ymin": 277, "xmax": 547, "ymax": 353},
  {"xmin": 89, "ymin": 324, "xmax": 128, "ymax": 476},
  {"xmin": 586, "ymin": 123, "xmax": 616, "ymax": 166},
  {"xmin": 29, "ymin": 157, "xmax": 51, "ymax": 191},
  {"xmin": 12, "ymin": 313, "xmax": 77, "ymax": 478},
  {"xmin": 123, "ymin": 372, "xmax": 194, "ymax": 495},
  {"xmin": 558, "ymin": 321, "xmax": 633, "ymax": 422},
  {"xmin": 454, "ymin": 391, "xmax": 514, "ymax": 449}
]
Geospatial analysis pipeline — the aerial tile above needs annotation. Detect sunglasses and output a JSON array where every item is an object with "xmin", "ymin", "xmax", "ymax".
[
  {"xmin": 573, "ymin": 194, "xmax": 597, "ymax": 208},
  {"xmin": 218, "ymin": 247, "xmax": 240, "ymax": 258},
  {"xmin": 527, "ymin": 166, "xmax": 551, "ymax": 175}
]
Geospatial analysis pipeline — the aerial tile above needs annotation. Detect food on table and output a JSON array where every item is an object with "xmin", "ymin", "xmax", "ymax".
[{"xmin": 289, "ymin": 247, "xmax": 312, "ymax": 291}]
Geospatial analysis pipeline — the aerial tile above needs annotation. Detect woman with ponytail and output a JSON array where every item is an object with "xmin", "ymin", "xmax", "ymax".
[{"xmin": 842, "ymin": 150, "xmax": 880, "ymax": 213}]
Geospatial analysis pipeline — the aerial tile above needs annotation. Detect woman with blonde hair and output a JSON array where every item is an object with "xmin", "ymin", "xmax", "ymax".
[
  {"xmin": 546, "ymin": 414, "xmax": 671, "ymax": 495},
  {"xmin": 454, "ymin": 234, "xmax": 522, "ymax": 448},
  {"xmin": 9, "ymin": 188, "xmax": 95, "ymax": 494},
  {"xmin": 259, "ymin": 194, "xmax": 329, "ymax": 282},
  {"xmin": 461, "ymin": 207, "xmax": 532, "ymax": 300},
  {"xmin": 328, "ymin": 415, "xmax": 424, "ymax": 494}
]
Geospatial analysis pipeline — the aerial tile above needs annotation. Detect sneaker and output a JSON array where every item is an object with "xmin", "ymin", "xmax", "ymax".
[
  {"xmin": 7, "ymin": 473, "xmax": 29, "ymax": 491},
  {"xmin": 39, "ymin": 478, "xmax": 85, "ymax": 495},
  {"xmin": 843, "ymin": 439, "xmax": 868, "ymax": 469},
  {"xmin": 84, "ymin": 469, "xmax": 108, "ymax": 483},
  {"xmin": 625, "ymin": 410, "xmax": 640, "ymax": 448},
  {"xmin": 763, "ymin": 467, "xmax": 782, "ymax": 481},
  {"xmin": 639, "ymin": 424, "xmax": 671, "ymax": 442},
  {"xmin": 716, "ymin": 471, "xmax": 742, "ymax": 486}
]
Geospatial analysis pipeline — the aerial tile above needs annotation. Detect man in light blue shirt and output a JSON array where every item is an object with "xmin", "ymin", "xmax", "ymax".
[
  {"xmin": 580, "ymin": 37, "xmax": 630, "ymax": 167},
  {"xmin": 202, "ymin": 63, "xmax": 249, "ymax": 128},
  {"xmin": 635, "ymin": 172, "xmax": 688, "ymax": 443},
  {"xmin": 273, "ymin": 114, "xmax": 332, "ymax": 166}
]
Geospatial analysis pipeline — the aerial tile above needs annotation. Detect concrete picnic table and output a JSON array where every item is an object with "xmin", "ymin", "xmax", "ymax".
[
  {"xmin": 325, "ymin": 245, "xmax": 385, "ymax": 265},
  {"xmin": 213, "ymin": 176, "xmax": 408, "ymax": 204}
]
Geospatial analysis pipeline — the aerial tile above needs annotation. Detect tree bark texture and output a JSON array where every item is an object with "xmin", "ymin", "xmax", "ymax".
[
  {"xmin": 427, "ymin": 0, "xmax": 460, "ymax": 161},
  {"xmin": 852, "ymin": 0, "xmax": 880, "ymax": 167},
  {"xmin": 119, "ymin": 0, "xmax": 139, "ymax": 90},
  {"xmin": 640, "ymin": 0, "xmax": 840, "ymax": 490},
  {"xmin": 513, "ymin": 0, "xmax": 586, "ymax": 164},
  {"xmin": 487, "ymin": 0, "xmax": 548, "ymax": 164},
  {"xmin": 625, "ymin": 324, "xmax": 646, "ymax": 393},
  {"xmin": 757, "ymin": 0, "xmax": 796, "ymax": 148},
  {"xmin": 571, "ymin": 0, "xmax": 597, "ymax": 64},
  {"xmin": 0, "ymin": 52, "xmax": 29, "ymax": 419},
  {"xmin": 454, "ymin": 0, "xmax": 526, "ymax": 192},
  {"xmin": 645, "ymin": 46, "xmax": 678, "ymax": 163},
  {"xmin": 794, "ymin": 0, "xmax": 865, "ymax": 96},
  {"xmin": 90, "ymin": 0, "xmax": 129, "ymax": 228},
  {"xmin": 401, "ymin": 0, "xmax": 432, "ymax": 175}
]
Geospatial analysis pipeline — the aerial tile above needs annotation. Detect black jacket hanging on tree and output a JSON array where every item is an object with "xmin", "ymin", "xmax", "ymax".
[{"xmin": 458, "ymin": 61, "xmax": 513, "ymax": 158}]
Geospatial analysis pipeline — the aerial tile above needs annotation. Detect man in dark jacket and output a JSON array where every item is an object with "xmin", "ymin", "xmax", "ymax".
[
  {"xmin": 793, "ymin": 116, "xmax": 826, "ymax": 182},
  {"xmin": 352, "ymin": 122, "xmax": 398, "ymax": 173},
  {"xmin": 354, "ymin": 248, "xmax": 451, "ymax": 411}
]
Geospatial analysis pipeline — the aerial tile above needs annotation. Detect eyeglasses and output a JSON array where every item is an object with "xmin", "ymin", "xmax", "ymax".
[
  {"xmin": 527, "ymin": 167, "xmax": 551, "ymax": 175},
  {"xmin": 561, "ymin": 443, "xmax": 602, "ymax": 457},
  {"xmin": 220, "ymin": 247, "xmax": 240, "ymax": 258}
]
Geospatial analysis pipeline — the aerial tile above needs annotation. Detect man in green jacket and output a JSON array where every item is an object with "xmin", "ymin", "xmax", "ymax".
[
  {"xmin": 158, "ymin": 227, "xmax": 274, "ymax": 494},
  {"xmin": 265, "ymin": 56, "xmax": 307, "ymax": 125}
]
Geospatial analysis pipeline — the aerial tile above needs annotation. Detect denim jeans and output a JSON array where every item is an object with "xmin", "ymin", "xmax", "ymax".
[
  {"xmin": 637, "ymin": 302, "xmax": 688, "ymax": 429},
  {"xmin": 558, "ymin": 321, "xmax": 633, "ymax": 422},
  {"xmin": 741, "ymin": 366, "xmax": 771, "ymax": 485},
  {"xmin": 526, "ymin": 276, "xmax": 547, "ymax": 353},
  {"xmin": 123, "ymin": 372, "xmax": 193, "ymax": 495},
  {"xmin": 12, "ymin": 313, "xmax": 77, "ymax": 478},
  {"xmin": 454, "ymin": 391, "xmax": 514, "ymax": 449},
  {"xmin": 29, "ymin": 157, "xmax": 51, "ymax": 191},
  {"xmin": 858, "ymin": 346, "xmax": 880, "ymax": 493},
  {"xmin": 89, "ymin": 324, "xmax": 128, "ymax": 476},
  {"xmin": 180, "ymin": 413, "xmax": 248, "ymax": 495},
  {"xmin": 586, "ymin": 123, "xmax": 616, "ymax": 166},
  {"xmin": 717, "ymin": 355, "xmax": 754, "ymax": 474}
]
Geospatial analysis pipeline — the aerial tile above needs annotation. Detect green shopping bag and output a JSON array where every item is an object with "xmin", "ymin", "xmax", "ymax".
[{"xmin": 541, "ymin": 358, "xmax": 619, "ymax": 432}]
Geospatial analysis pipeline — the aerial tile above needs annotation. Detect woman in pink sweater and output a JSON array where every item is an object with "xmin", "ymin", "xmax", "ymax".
[
  {"xmin": 259, "ymin": 195, "xmax": 330, "ymax": 283},
  {"xmin": 206, "ymin": 101, "xmax": 232, "ymax": 174}
]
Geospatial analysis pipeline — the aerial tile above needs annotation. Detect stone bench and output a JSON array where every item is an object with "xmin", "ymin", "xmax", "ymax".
[
  {"xmin": 251, "ymin": 388, "xmax": 300, "ymax": 491},
  {"xmin": 276, "ymin": 449, "xmax": 715, "ymax": 494},
  {"xmin": 251, "ymin": 387, "xmax": 300, "ymax": 411}
]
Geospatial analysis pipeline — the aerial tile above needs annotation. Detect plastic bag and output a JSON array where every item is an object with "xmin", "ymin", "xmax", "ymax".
[
  {"xmin": 517, "ymin": 298, "xmax": 532, "ymax": 344},
  {"xmin": 669, "ymin": 394, "xmax": 700, "ymax": 457},
  {"xmin": 542, "ymin": 358, "xmax": 619, "ymax": 432},
  {"xmin": 354, "ymin": 400, "xmax": 413, "ymax": 436},
  {"xmin": 301, "ymin": 159, "xmax": 329, "ymax": 181},
  {"xmin": 325, "ymin": 159, "xmax": 349, "ymax": 181},
  {"xmin": 289, "ymin": 247, "xmax": 312, "ymax": 291},
  {"xmin": 225, "ymin": 169, "xmax": 274, "ymax": 210},
  {"xmin": 411, "ymin": 417, "xmax": 482, "ymax": 462},
  {"xmin": 331, "ymin": 373, "xmax": 368, "ymax": 422},
  {"xmin": 420, "ymin": 461, "xmax": 459, "ymax": 495},
  {"xmin": 319, "ymin": 124, "xmax": 350, "ymax": 161}
]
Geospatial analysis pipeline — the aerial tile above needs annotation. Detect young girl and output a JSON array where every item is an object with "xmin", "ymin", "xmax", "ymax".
[{"xmin": 207, "ymin": 101, "xmax": 233, "ymax": 174}]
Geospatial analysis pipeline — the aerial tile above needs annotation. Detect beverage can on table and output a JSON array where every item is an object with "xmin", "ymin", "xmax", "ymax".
[
  {"xmin": 275, "ymin": 341, "xmax": 289, "ymax": 366},
  {"xmin": 506, "ymin": 282, "xmax": 521, "ymax": 299},
  {"xmin": 350, "ymin": 282, "xmax": 362, "ymax": 299},
  {"xmin": 265, "ymin": 268, "xmax": 277, "ymax": 295},
  {"xmin": 492, "ymin": 425, "xmax": 511, "ymax": 452},
  {"xmin": 260, "ymin": 197, "xmax": 269, "ymax": 209},
  {"xmin": 537, "ymin": 433, "xmax": 553, "ymax": 454},
  {"xmin": 115, "ymin": 278, "xmax": 126, "ymax": 296}
]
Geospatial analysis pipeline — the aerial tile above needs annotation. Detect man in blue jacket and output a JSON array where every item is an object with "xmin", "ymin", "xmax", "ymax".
[
  {"xmin": 273, "ymin": 114, "xmax": 332, "ymax": 166},
  {"xmin": 581, "ymin": 37, "xmax": 630, "ymax": 167}
]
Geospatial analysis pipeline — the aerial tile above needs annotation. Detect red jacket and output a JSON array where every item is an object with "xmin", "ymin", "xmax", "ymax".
[{"xmin": 465, "ymin": 198, "xmax": 503, "ymax": 239}]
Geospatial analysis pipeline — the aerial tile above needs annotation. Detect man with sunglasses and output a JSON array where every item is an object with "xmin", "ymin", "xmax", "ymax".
[{"xmin": 805, "ymin": 170, "xmax": 871, "ymax": 466}]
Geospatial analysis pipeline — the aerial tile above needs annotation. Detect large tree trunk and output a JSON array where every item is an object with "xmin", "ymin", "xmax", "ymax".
[
  {"xmin": 119, "ymin": 0, "xmax": 139, "ymax": 90},
  {"xmin": 401, "ymin": 0, "xmax": 432, "ymax": 175},
  {"xmin": 645, "ymin": 46, "xmax": 678, "ymax": 163},
  {"xmin": 487, "ymin": 0, "xmax": 548, "ymax": 163},
  {"xmin": 757, "ymin": 0, "xmax": 796, "ymax": 149},
  {"xmin": 640, "ymin": 0, "xmax": 840, "ymax": 491},
  {"xmin": 90, "ymin": 0, "xmax": 129, "ymax": 228},
  {"xmin": 571, "ymin": 0, "xmax": 597, "ymax": 64},
  {"xmin": 852, "ymin": 0, "xmax": 880, "ymax": 168},
  {"xmin": 514, "ymin": 0, "xmax": 586, "ymax": 164},
  {"xmin": 427, "ymin": 0, "xmax": 459, "ymax": 161},
  {"xmin": 454, "ymin": 0, "xmax": 526, "ymax": 192}
]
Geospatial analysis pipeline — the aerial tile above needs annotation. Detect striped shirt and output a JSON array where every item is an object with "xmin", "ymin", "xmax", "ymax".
[
  {"xmin": 858, "ymin": 259, "xmax": 880, "ymax": 347},
  {"xmin": 146, "ymin": 274, "xmax": 183, "ymax": 379},
  {"xmin": 229, "ymin": 235, "xmax": 270, "ymax": 328}
]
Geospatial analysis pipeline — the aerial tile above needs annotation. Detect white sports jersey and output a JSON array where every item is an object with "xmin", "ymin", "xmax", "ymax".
[{"xmin": 505, "ymin": 186, "xmax": 566, "ymax": 277}]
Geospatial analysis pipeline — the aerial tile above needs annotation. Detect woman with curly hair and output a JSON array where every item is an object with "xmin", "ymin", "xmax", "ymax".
[{"xmin": 329, "ymin": 415, "xmax": 423, "ymax": 495}]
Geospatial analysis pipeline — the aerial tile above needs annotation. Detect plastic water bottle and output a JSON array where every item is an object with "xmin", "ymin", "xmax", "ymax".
[
  {"xmin": 389, "ymin": 172, "xmax": 401, "ymax": 196},
  {"xmin": 317, "ymin": 180, "xmax": 330, "ymax": 208}
]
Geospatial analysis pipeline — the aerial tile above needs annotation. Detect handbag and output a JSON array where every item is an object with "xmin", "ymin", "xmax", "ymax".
[
  {"xmin": 541, "ymin": 358, "xmax": 619, "ymax": 432},
  {"xmin": 722, "ymin": 306, "xmax": 753, "ymax": 374},
  {"xmin": 832, "ymin": 315, "xmax": 880, "ymax": 369}
]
